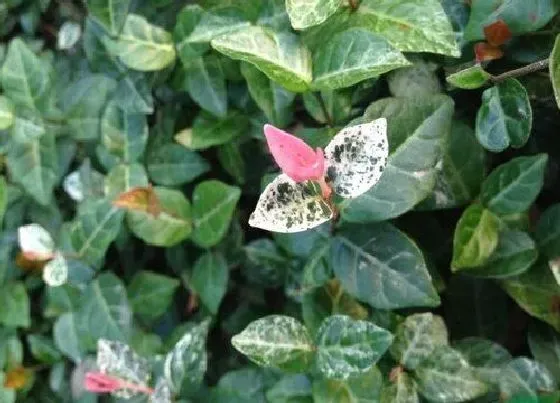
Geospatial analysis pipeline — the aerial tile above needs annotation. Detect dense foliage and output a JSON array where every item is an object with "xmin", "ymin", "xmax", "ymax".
[{"xmin": 1, "ymin": 0, "xmax": 560, "ymax": 402}]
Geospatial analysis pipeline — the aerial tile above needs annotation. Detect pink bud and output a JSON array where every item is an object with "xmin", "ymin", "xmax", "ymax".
[
  {"xmin": 264, "ymin": 124, "xmax": 325, "ymax": 183},
  {"xmin": 84, "ymin": 372, "xmax": 122, "ymax": 393}
]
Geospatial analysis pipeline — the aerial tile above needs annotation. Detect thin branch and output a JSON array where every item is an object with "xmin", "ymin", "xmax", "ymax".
[{"xmin": 490, "ymin": 58, "xmax": 549, "ymax": 83}]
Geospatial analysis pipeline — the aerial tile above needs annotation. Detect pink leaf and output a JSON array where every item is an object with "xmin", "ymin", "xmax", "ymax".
[
  {"xmin": 263, "ymin": 124, "xmax": 325, "ymax": 182},
  {"xmin": 84, "ymin": 372, "xmax": 122, "ymax": 393}
]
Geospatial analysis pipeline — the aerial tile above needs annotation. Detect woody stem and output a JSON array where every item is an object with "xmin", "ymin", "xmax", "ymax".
[{"xmin": 490, "ymin": 58, "xmax": 549, "ymax": 83}]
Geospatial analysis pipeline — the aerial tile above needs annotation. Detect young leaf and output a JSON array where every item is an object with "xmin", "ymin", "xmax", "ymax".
[
  {"xmin": 451, "ymin": 204, "xmax": 500, "ymax": 270},
  {"xmin": 480, "ymin": 154, "xmax": 548, "ymax": 216},
  {"xmin": 211, "ymin": 26, "xmax": 312, "ymax": 92},
  {"xmin": 446, "ymin": 65, "xmax": 492, "ymax": 90},
  {"xmin": 127, "ymin": 271, "xmax": 180, "ymax": 323},
  {"xmin": 286, "ymin": 0, "xmax": 342, "ymax": 30},
  {"xmin": 476, "ymin": 78, "xmax": 532, "ymax": 153},
  {"xmin": 164, "ymin": 320, "xmax": 210, "ymax": 395},
  {"xmin": 191, "ymin": 180, "xmax": 241, "ymax": 248},
  {"xmin": 390, "ymin": 313, "xmax": 448, "ymax": 370},
  {"xmin": 331, "ymin": 223, "xmax": 440, "ymax": 309},
  {"xmin": 315, "ymin": 315, "xmax": 393, "ymax": 379},
  {"xmin": 112, "ymin": 14, "xmax": 176, "ymax": 71},
  {"xmin": 312, "ymin": 29, "xmax": 410, "ymax": 91},
  {"xmin": 232, "ymin": 315, "xmax": 315, "ymax": 372},
  {"xmin": 86, "ymin": 0, "xmax": 131, "ymax": 36},
  {"xmin": 190, "ymin": 252, "xmax": 229, "ymax": 315},
  {"xmin": 324, "ymin": 118, "xmax": 388, "ymax": 198},
  {"xmin": 249, "ymin": 174, "xmax": 333, "ymax": 233},
  {"xmin": 415, "ymin": 346, "xmax": 489, "ymax": 402}
]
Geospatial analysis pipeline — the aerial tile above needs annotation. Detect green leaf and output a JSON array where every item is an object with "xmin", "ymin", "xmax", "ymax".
[
  {"xmin": 7, "ymin": 133, "xmax": 58, "ymax": 206},
  {"xmin": 211, "ymin": 26, "xmax": 312, "ymax": 92},
  {"xmin": 528, "ymin": 321, "xmax": 560, "ymax": 383},
  {"xmin": 217, "ymin": 142, "xmax": 246, "ymax": 185},
  {"xmin": 104, "ymin": 163, "xmax": 149, "ymax": 199},
  {"xmin": 53, "ymin": 313, "xmax": 85, "ymax": 362},
  {"xmin": 0, "ymin": 177, "xmax": 6, "ymax": 227},
  {"xmin": 10, "ymin": 110, "xmax": 45, "ymax": 142},
  {"xmin": 127, "ymin": 271, "xmax": 179, "ymax": 323},
  {"xmin": 173, "ymin": 5, "xmax": 250, "ymax": 65},
  {"xmin": 451, "ymin": 204, "xmax": 500, "ymax": 270},
  {"xmin": 27, "ymin": 334, "xmax": 62, "ymax": 364},
  {"xmin": 390, "ymin": 313, "xmax": 448, "ymax": 370},
  {"xmin": 470, "ymin": 230, "xmax": 538, "ymax": 278},
  {"xmin": 341, "ymin": 95, "xmax": 453, "ymax": 222},
  {"xmin": 0, "ymin": 96, "xmax": 14, "ymax": 129},
  {"xmin": 480, "ymin": 154, "xmax": 548, "ymax": 216},
  {"xmin": 464, "ymin": 0, "xmax": 560, "ymax": 41},
  {"xmin": 232, "ymin": 315, "xmax": 315, "ymax": 372},
  {"xmin": 315, "ymin": 315, "xmax": 393, "ymax": 379},
  {"xmin": 0, "ymin": 282, "xmax": 30, "ymax": 328},
  {"xmin": 499, "ymin": 358, "xmax": 557, "ymax": 401},
  {"xmin": 241, "ymin": 62, "xmax": 295, "ymax": 127},
  {"xmin": 266, "ymin": 374, "xmax": 313, "ymax": 403},
  {"xmin": 114, "ymin": 72, "xmax": 154, "ymax": 114},
  {"xmin": 453, "ymin": 337, "xmax": 512, "ymax": 383},
  {"xmin": 331, "ymin": 223, "xmax": 440, "ymax": 309},
  {"xmin": 163, "ymin": 320, "xmax": 210, "ymax": 394},
  {"xmin": 551, "ymin": 34, "xmax": 560, "ymax": 110},
  {"xmin": 380, "ymin": 372, "xmax": 418, "ymax": 403},
  {"xmin": 415, "ymin": 345, "xmax": 489, "ymax": 402},
  {"xmin": 77, "ymin": 273, "xmax": 132, "ymax": 347},
  {"xmin": 387, "ymin": 60, "xmax": 442, "ymax": 98},
  {"xmin": 476, "ymin": 78, "xmax": 532, "ymax": 153},
  {"xmin": 0, "ymin": 374, "xmax": 15, "ymax": 403},
  {"xmin": 185, "ymin": 55, "xmax": 227, "ymax": 118},
  {"xmin": 536, "ymin": 204, "xmax": 560, "ymax": 259},
  {"xmin": 501, "ymin": 261, "xmax": 560, "ymax": 332},
  {"xmin": 190, "ymin": 252, "xmax": 229, "ymax": 315},
  {"xmin": 70, "ymin": 199, "xmax": 124, "ymax": 266},
  {"xmin": 446, "ymin": 64, "xmax": 492, "ymax": 89},
  {"xmin": 175, "ymin": 112, "xmax": 249, "ymax": 150},
  {"xmin": 86, "ymin": 0, "xmax": 131, "ymax": 36},
  {"xmin": 127, "ymin": 187, "xmax": 192, "ymax": 247},
  {"xmin": 417, "ymin": 121, "xmax": 486, "ymax": 210},
  {"xmin": 112, "ymin": 14, "xmax": 176, "ymax": 71},
  {"xmin": 101, "ymin": 100, "xmax": 148, "ymax": 162},
  {"xmin": 147, "ymin": 142, "xmax": 210, "ymax": 186},
  {"xmin": 1, "ymin": 38, "xmax": 52, "ymax": 110},
  {"xmin": 312, "ymin": 29, "xmax": 410, "ymax": 91},
  {"xmin": 286, "ymin": 0, "xmax": 342, "ymax": 30},
  {"xmin": 191, "ymin": 180, "xmax": 241, "ymax": 248},
  {"xmin": 312, "ymin": 367, "xmax": 383, "ymax": 403}
]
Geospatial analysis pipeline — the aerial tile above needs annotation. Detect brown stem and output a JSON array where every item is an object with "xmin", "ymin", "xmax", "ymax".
[
  {"xmin": 348, "ymin": 0, "xmax": 359, "ymax": 9},
  {"xmin": 490, "ymin": 58, "xmax": 549, "ymax": 83}
]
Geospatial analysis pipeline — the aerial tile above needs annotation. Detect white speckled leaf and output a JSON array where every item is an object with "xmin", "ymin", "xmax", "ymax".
[
  {"xmin": 249, "ymin": 174, "xmax": 333, "ymax": 233},
  {"xmin": 18, "ymin": 223, "xmax": 55, "ymax": 260},
  {"xmin": 231, "ymin": 315, "xmax": 314, "ymax": 372},
  {"xmin": 97, "ymin": 339, "xmax": 150, "ymax": 399},
  {"xmin": 286, "ymin": 0, "xmax": 343, "ymax": 30},
  {"xmin": 43, "ymin": 253, "xmax": 68, "ymax": 287},
  {"xmin": 325, "ymin": 119, "xmax": 388, "ymax": 199},
  {"xmin": 63, "ymin": 171, "xmax": 84, "ymax": 202},
  {"xmin": 150, "ymin": 378, "xmax": 172, "ymax": 403},
  {"xmin": 389, "ymin": 313, "xmax": 448, "ymax": 370},
  {"xmin": 315, "ymin": 315, "xmax": 393, "ymax": 380},
  {"xmin": 499, "ymin": 358, "xmax": 557, "ymax": 400}
]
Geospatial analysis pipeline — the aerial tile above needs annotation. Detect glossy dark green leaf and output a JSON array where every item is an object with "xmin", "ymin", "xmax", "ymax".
[
  {"xmin": 127, "ymin": 271, "xmax": 180, "ymax": 323},
  {"xmin": 191, "ymin": 180, "xmax": 241, "ymax": 248},
  {"xmin": 528, "ymin": 321, "xmax": 560, "ymax": 383},
  {"xmin": 0, "ymin": 282, "xmax": 30, "ymax": 327},
  {"xmin": 451, "ymin": 204, "xmax": 500, "ymax": 270},
  {"xmin": 480, "ymin": 154, "xmax": 548, "ymax": 215},
  {"xmin": 217, "ymin": 142, "xmax": 246, "ymax": 185},
  {"xmin": 232, "ymin": 315, "xmax": 314, "ymax": 372},
  {"xmin": 536, "ymin": 204, "xmax": 560, "ymax": 259},
  {"xmin": 190, "ymin": 252, "xmax": 229, "ymax": 315},
  {"xmin": 312, "ymin": 29, "xmax": 410, "ymax": 91},
  {"xmin": 341, "ymin": 95, "xmax": 454, "ymax": 222},
  {"xmin": 331, "ymin": 223, "xmax": 440, "ymax": 309},
  {"xmin": 147, "ymin": 142, "xmax": 210, "ymax": 186},
  {"xmin": 476, "ymin": 79, "xmax": 532, "ymax": 152},
  {"xmin": 185, "ymin": 55, "xmax": 227, "ymax": 118},
  {"xmin": 26, "ymin": 334, "xmax": 62, "ymax": 364},
  {"xmin": 453, "ymin": 337, "xmax": 511, "ymax": 384},
  {"xmin": 315, "ymin": 315, "xmax": 393, "ymax": 379}
]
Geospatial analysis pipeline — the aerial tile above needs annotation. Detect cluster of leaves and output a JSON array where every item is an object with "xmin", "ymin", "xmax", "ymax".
[{"xmin": 0, "ymin": 0, "xmax": 560, "ymax": 402}]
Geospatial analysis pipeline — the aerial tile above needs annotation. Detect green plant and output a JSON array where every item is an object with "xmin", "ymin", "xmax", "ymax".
[{"xmin": 1, "ymin": 0, "xmax": 560, "ymax": 402}]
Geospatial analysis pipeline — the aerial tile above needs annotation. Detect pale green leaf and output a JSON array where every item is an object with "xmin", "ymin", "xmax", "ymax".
[
  {"xmin": 0, "ymin": 96, "xmax": 14, "ymax": 130},
  {"xmin": 286, "ymin": 0, "xmax": 342, "ymax": 30},
  {"xmin": 447, "ymin": 64, "xmax": 492, "ymax": 90}
]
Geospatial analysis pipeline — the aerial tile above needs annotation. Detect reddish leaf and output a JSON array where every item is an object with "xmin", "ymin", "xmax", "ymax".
[
  {"xmin": 113, "ymin": 186, "xmax": 161, "ymax": 216},
  {"xmin": 474, "ymin": 42, "xmax": 504, "ymax": 62},
  {"xmin": 484, "ymin": 20, "xmax": 512, "ymax": 47}
]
